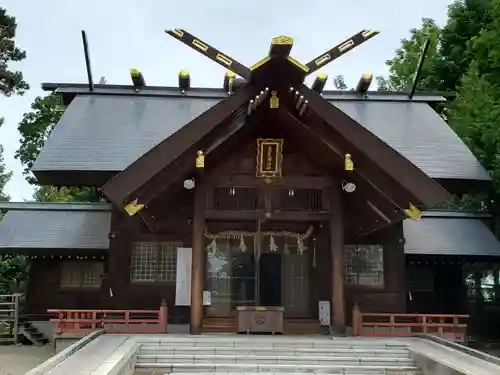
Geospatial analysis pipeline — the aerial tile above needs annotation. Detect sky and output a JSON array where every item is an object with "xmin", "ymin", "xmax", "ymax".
[{"xmin": 0, "ymin": 0, "xmax": 453, "ymax": 201}]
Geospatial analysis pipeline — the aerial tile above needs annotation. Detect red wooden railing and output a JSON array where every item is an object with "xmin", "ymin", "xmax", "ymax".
[
  {"xmin": 352, "ymin": 304, "xmax": 469, "ymax": 343},
  {"xmin": 48, "ymin": 300, "xmax": 167, "ymax": 335}
]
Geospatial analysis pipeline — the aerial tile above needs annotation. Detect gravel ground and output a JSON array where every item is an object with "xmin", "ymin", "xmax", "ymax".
[{"xmin": 0, "ymin": 345, "xmax": 53, "ymax": 375}]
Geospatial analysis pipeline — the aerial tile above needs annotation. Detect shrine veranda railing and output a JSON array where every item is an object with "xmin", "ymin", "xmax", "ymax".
[
  {"xmin": 47, "ymin": 300, "xmax": 168, "ymax": 335},
  {"xmin": 352, "ymin": 304, "xmax": 469, "ymax": 343}
]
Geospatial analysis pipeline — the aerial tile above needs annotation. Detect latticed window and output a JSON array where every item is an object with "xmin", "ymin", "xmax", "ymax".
[
  {"xmin": 130, "ymin": 242, "xmax": 179, "ymax": 282},
  {"xmin": 59, "ymin": 261, "xmax": 103, "ymax": 288},
  {"xmin": 344, "ymin": 245, "xmax": 384, "ymax": 286}
]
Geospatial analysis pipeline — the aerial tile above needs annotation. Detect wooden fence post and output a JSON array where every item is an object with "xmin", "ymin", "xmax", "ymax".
[
  {"xmin": 352, "ymin": 303, "xmax": 361, "ymax": 336},
  {"xmin": 12, "ymin": 294, "xmax": 21, "ymax": 344},
  {"xmin": 159, "ymin": 299, "xmax": 168, "ymax": 333}
]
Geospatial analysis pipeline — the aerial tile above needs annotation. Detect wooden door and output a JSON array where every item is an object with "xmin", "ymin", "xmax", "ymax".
[{"xmin": 282, "ymin": 252, "xmax": 310, "ymax": 317}]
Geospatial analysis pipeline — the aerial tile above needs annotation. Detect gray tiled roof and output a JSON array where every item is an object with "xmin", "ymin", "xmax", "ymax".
[
  {"xmin": 404, "ymin": 213, "xmax": 500, "ymax": 257},
  {"xmin": 33, "ymin": 95, "xmax": 219, "ymax": 172},
  {"xmin": 0, "ymin": 203, "xmax": 111, "ymax": 250},
  {"xmin": 335, "ymin": 101, "xmax": 490, "ymax": 181},
  {"xmin": 32, "ymin": 94, "xmax": 490, "ymax": 181}
]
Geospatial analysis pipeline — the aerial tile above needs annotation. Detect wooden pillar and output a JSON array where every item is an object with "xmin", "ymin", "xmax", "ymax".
[
  {"xmin": 190, "ymin": 150, "xmax": 205, "ymax": 334},
  {"xmin": 329, "ymin": 186, "xmax": 345, "ymax": 332}
]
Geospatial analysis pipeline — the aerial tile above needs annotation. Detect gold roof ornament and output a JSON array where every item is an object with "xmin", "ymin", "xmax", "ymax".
[
  {"xmin": 271, "ymin": 36, "xmax": 294, "ymax": 45},
  {"xmin": 345, "ymin": 154, "xmax": 354, "ymax": 171},
  {"xmin": 404, "ymin": 203, "xmax": 422, "ymax": 221},
  {"xmin": 124, "ymin": 198, "xmax": 145, "ymax": 216},
  {"xmin": 196, "ymin": 150, "xmax": 205, "ymax": 168}
]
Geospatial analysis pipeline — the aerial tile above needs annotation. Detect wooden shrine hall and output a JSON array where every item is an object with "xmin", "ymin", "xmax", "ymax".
[{"xmin": 1, "ymin": 29, "xmax": 499, "ymax": 337}]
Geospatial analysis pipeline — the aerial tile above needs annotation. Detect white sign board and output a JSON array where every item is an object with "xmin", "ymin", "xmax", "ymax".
[
  {"xmin": 203, "ymin": 290, "xmax": 211, "ymax": 306},
  {"xmin": 175, "ymin": 247, "xmax": 192, "ymax": 306},
  {"xmin": 318, "ymin": 300, "xmax": 331, "ymax": 326}
]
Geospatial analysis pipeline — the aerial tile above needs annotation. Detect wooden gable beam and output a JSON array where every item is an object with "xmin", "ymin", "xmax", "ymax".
[
  {"xmin": 291, "ymin": 108, "xmax": 422, "ymax": 213},
  {"xmin": 296, "ymin": 85, "xmax": 450, "ymax": 208},
  {"xmin": 342, "ymin": 195, "xmax": 389, "ymax": 237},
  {"xmin": 101, "ymin": 82, "xmax": 261, "ymax": 211},
  {"xmin": 117, "ymin": 101, "xmax": 268, "ymax": 215},
  {"xmin": 276, "ymin": 109, "xmax": 404, "ymax": 234}
]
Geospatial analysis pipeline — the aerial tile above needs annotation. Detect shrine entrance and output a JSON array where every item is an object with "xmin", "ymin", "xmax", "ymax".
[{"xmin": 205, "ymin": 225, "xmax": 313, "ymax": 319}]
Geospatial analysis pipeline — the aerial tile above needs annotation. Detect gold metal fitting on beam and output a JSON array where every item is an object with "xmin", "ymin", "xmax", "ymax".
[
  {"xmin": 404, "ymin": 203, "xmax": 422, "ymax": 221},
  {"xmin": 124, "ymin": 198, "xmax": 145, "ymax": 216},
  {"xmin": 196, "ymin": 150, "xmax": 205, "ymax": 168},
  {"xmin": 345, "ymin": 154, "xmax": 354, "ymax": 171}
]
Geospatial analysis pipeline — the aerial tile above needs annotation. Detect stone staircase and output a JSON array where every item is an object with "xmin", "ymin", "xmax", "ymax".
[{"xmin": 135, "ymin": 336, "xmax": 422, "ymax": 374}]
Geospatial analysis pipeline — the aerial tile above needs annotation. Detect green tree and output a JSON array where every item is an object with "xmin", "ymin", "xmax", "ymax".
[
  {"xmin": 16, "ymin": 94, "xmax": 61, "ymax": 184},
  {"xmin": 0, "ymin": 7, "xmax": 29, "ymax": 97},
  {"xmin": 0, "ymin": 124, "xmax": 24, "ymax": 295},
  {"xmin": 15, "ymin": 94, "xmax": 99, "ymax": 202},
  {"xmin": 376, "ymin": 18, "xmax": 441, "ymax": 92},
  {"xmin": 447, "ymin": 0, "xmax": 500, "ymax": 219},
  {"xmin": 436, "ymin": 0, "xmax": 492, "ymax": 91},
  {"xmin": 0, "ymin": 255, "xmax": 28, "ymax": 294},
  {"xmin": 333, "ymin": 75, "xmax": 348, "ymax": 90},
  {"xmin": 0, "ymin": 144, "xmax": 11, "ymax": 202},
  {"xmin": 34, "ymin": 186, "xmax": 100, "ymax": 202},
  {"xmin": 377, "ymin": 1, "xmax": 492, "ymax": 93}
]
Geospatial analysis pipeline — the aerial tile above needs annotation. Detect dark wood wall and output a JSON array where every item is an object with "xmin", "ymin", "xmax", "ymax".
[
  {"xmin": 345, "ymin": 223, "xmax": 407, "ymax": 325},
  {"xmin": 24, "ymin": 258, "xmax": 108, "ymax": 314}
]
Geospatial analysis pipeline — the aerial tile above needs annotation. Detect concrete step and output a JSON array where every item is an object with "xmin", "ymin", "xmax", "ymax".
[
  {"xmin": 136, "ymin": 353, "xmax": 415, "ymax": 366},
  {"xmin": 136, "ymin": 373, "xmax": 423, "ymax": 375},
  {"xmin": 134, "ymin": 363, "xmax": 422, "ymax": 374},
  {"xmin": 137, "ymin": 339, "xmax": 410, "ymax": 350},
  {"xmin": 138, "ymin": 346, "xmax": 411, "ymax": 358}
]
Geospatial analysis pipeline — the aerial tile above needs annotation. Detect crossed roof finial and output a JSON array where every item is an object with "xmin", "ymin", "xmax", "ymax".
[{"xmin": 165, "ymin": 28, "xmax": 379, "ymax": 83}]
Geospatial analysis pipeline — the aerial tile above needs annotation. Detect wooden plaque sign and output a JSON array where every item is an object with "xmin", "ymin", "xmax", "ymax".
[{"xmin": 256, "ymin": 138, "xmax": 283, "ymax": 178}]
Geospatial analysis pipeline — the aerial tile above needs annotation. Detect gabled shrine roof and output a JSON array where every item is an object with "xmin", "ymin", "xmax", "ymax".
[
  {"xmin": 404, "ymin": 211, "xmax": 500, "ymax": 257},
  {"xmin": 32, "ymin": 86, "xmax": 490, "ymax": 185},
  {"xmin": 0, "ymin": 202, "xmax": 111, "ymax": 253}
]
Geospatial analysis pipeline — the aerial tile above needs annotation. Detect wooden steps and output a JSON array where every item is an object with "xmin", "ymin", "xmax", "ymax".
[
  {"xmin": 284, "ymin": 319, "xmax": 329, "ymax": 335},
  {"xmin": 202, "ymin": 317, "xmax": 236, "ymax": 333},
  {"xmin": 202, "ymin": 317, "xmax": 328, "ymax": 334}
]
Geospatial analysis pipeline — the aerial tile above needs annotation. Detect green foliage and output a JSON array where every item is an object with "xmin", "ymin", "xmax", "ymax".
[
  {"xmin": 333, "ymin": 75, "xmax": 348, "ymax": 90},
  {"xmin": 0, "ymin": 144, "xmax": 11, "ymax": 202},
  {"xmin": 436, "ymin": 0, "xmax": 492, "ymax": 91},
  {"xmin": 446, "ymin": 0, "xmax": 500, "ymax": 215},
  {"xmin": 377, "ymin": 1, "xmax": 500, "ymax": 214},
  {"xmin": 0, "ymin": 255, "xmax": 28, "ymax": 294},
  {"xmin": 34, "ymin": 186, "xmax": 101, "ymax": 202},
  {"xmin": 376, "ymin": 18, "xmax": 441, "ymax": 92},
  {"xmin": 377, "ymin": 1, "xmax": 493, "ymax": 93},
  {"xmin": 15, "ymin": 94, "xmax": 61, "ymax": 184},
  {"xmin": 0, "ymin": 7, "xmax": 29, "ymax": 97}
]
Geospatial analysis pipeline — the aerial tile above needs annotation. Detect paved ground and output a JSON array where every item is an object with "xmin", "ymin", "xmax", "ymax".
[{"xmin": 0, "ymin": 345, "xmax": 54, "ymax": 375}]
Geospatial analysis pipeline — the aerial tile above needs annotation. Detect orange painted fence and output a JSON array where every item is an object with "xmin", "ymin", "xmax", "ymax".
[
  {"xmin": 48, "ymin": 300, "xmax": 167, "ymax": 334},
  {"xmin": 352, "ymin": 304, "xmax": 469, "ymax": 343}
]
